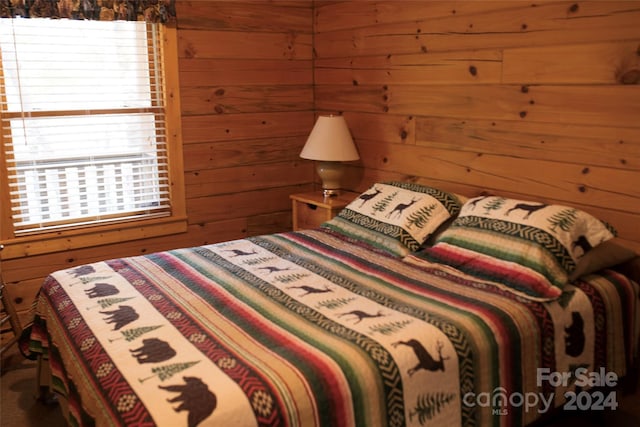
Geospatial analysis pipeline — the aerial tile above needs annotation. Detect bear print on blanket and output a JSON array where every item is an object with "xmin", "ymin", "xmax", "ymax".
[
  {"xmin": 100, "ymin": 305, "xmax": 140, "ymax": 330},
  {"xmin": 130, "ymin": 338, "xmax": 177, "ymax": 364},
  {"xmin": 565, "ymin": 311, "xmax": 586, "ymax": 357},
  {"xmin": 159, "ymin": 376, "xmax": 217, "ymax": 427}
]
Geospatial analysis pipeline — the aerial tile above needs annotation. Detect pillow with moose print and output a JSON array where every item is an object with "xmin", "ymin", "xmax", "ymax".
[
  {"xmin": 322, "ymin": 182, "xmax": 462, "ymax": 257},
  {"xmin": 414, "ymin": 196, "xmax": 616, "ymax": 301}
]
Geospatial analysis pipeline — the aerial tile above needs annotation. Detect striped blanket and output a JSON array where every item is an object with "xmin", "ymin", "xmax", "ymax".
[{"xmin": 30, "ymin": 229, "xmax": 639, "ymax": 427}]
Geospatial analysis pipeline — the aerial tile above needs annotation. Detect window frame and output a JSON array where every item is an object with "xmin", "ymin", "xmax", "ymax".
[{"xmin": 0, "ymin": 24, "xmax": 186, "ymax": 260}]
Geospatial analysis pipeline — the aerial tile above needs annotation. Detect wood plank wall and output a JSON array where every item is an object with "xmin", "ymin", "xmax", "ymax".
[
  {"xmin": 314, "ymin": 0, "xmax": 640, "ymax": 252},
  {"xmin": 176, "ymin": 0, "xmax": 314, "ymax": 233},
  {"xmin": 3, "ymin": 0, "xmax": 640, "ymax": 322},
  {"xmin": 2, "ymin": 0, "xmax": 315, "ymax": 321}
]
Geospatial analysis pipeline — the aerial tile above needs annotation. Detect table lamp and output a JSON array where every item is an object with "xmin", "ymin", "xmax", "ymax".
[{"xmin": 300, "ymin": 115, "xmax": 359, "ymax": 197}]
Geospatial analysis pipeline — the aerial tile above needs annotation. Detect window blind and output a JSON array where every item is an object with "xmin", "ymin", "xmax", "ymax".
[{"xmin": 0, "ymin": 18, "xmax": 170, "ymax": 235}]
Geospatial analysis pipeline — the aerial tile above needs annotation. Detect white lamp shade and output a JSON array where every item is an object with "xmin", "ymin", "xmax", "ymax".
[{"xmin": 300, "ymin": 115, "xmax": 359, "ymax": 161}]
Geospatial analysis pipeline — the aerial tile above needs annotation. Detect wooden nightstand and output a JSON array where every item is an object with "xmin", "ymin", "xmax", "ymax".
[{"xmin": 290, "ymin": 191, "xmax": 358, "ymax": 231}]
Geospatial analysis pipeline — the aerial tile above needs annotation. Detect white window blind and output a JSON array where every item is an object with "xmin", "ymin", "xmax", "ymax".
[{"xmin": 0, "ymin": 18, "xmax": 170, "ymax": 235}]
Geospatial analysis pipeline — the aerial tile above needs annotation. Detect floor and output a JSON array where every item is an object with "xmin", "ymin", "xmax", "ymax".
[
  {"xmin": 1, "ymin": 340, "xmax": 639, "ymax": 426},
  {"xmin": 1, "ymin": 346, "xmax": 65, "ymax": 427}
]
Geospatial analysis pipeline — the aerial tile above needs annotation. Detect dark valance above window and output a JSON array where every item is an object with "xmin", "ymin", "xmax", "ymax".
[{"xmin": 0, "ymin": 0, "xmax": 176, "ymax": 23}]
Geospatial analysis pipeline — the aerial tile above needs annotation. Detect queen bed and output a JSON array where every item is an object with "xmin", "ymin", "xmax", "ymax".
[{"xmin": 28, "ymin": 182, "xmax": 640, "ymax": 427}]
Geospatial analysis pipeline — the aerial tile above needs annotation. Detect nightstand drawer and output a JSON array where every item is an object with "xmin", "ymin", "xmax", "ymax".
[
  {"xmin": 295, "ymin": 200, "xmax": 331, "ymax": 230},
  {"xmin": 290, "ymin": 191, "xmax": 358, "ymax": 231}
]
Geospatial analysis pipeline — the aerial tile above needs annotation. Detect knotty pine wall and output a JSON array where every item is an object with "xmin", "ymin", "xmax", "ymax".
[
  {"xmin": 3, "ymin": 0, "xmax": 640, "ymax": 323},
  {"xmin": 314, "ymin": 0, "xmax": 640, "ymax": 252},
  {"xmin": 2, "ymin": 0, "xmax": 316, "ymax": 321}
]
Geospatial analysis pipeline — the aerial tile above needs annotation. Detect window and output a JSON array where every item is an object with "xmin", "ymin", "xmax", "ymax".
[{"xmin": 0, "ymin": 18, "xmax": 186, "ymax": 257}]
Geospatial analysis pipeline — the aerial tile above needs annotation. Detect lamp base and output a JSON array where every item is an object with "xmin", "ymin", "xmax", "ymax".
[
  {"xmin": 322, "ymin": 188, "xmax": 340, "ymax": 198},
  {"xmin": 316, "ymin": 161, "xmax": 344, "ymax": 198}
]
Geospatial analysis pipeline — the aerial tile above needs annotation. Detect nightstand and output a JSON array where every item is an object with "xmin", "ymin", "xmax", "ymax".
[{"xmin": 290, "ymin": 191, "xmax": 358, "ymax": 231}]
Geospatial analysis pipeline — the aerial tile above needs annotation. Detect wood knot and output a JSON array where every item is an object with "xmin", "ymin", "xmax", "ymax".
[
  {"xmin": 400, "ymin": 130, "xmax": 408, "ymax": 140},
  {"xmin": 469, "ymin": 65, "xmax": 477, "ymax": 76},
  {"xmin": 519, "ymin": 111, "xmax": 527, "ymax": 118},
  {"xmin": 184, "ymin": 44, "xmax": 196, "ymax": 59},
  {"xmin": 618, "ymin": 69, "xmax": 640, "ymax": 85},
  {"xmin": 568, "ymin": 3, "xmax": 579, "ymax": 13},
  {"xmin": 214, "ymin": 88, "xmax": 225, "ymax": 96},
  {"xmin": 582, "ymin": 167, "xmax": 590, "ymax": 174}
]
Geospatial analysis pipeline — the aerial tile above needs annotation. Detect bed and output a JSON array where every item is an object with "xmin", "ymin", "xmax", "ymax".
[{"xmin": 28, "ymin": 181, "xmax": 640, "ymax": 427}]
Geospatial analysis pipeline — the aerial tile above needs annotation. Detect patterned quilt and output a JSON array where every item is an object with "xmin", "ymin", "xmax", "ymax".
[{"xmin": 30, "ymin": 229, "xmax": 639, "ymax": 427}]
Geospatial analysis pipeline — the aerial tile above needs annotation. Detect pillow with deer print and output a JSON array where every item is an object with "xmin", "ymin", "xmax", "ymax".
[
  {"xmin": 321, "ymin": 181, "xmax": 463, "ymax": 257},
  {"xmin": 412, "ymin": 196, "xmax": 616, "ymax": 301}
]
